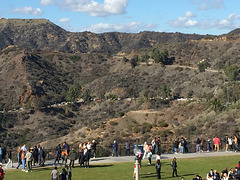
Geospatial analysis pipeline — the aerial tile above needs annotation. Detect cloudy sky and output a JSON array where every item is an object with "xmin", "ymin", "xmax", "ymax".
[{"xmin": 0, "ymin": 0, "xmax": 239, "ymax": 35}]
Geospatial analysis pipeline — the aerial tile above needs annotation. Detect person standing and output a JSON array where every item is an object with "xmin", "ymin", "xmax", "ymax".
[
  {"xmin": 51, "ymin": 166, "xmax": 59, "ymax": 180},
  {"xmin": 63, "ymin": 142, "xmax": 70, "ymax": 155},
  {"xmin": 143, "ymin": 142, "xmax": 149, "ymax": 159},
  {"xmin": 213, "ymin": 136, "xmax": 220, "ymax": 152},
  {"xmin": 171, "ymin": 157, "xmax": 178, "ymax": 177},
  {"xmin": 196, "ymin": 138, "xmax": 201, "ymax": 153},
  {"xmin": 224, "ymin": 135, "xmax": 229, "ymax": 152},
  {"xmin": 69, "ymin": 148, "xmax": 77, "ymax": 168},
  {"xmin": 151, "ymin": 138, "xmax": 156, "ymax": 154},
  {"xmin": 113, "ymin": 141, "xmax": 118, "ymax": 157},
  {"xmin": 39, "ymin": 147, "xmax": 45, "ymax": 166},
  {"xmin": 66, "ymin": 165, "xmax": 72, "ymax": 180},
  {"xmin": 173, "ymin": 139, "xmax": 179, "ymax": 154},
  {"xmin": 84, "ymin": 147, "xmax": 90, "ymax": 168},
  {"xmin": 147, "ymin": 149, "xmax": 152, "ymax": 165},
  {"xmin": 155, "ymin": 137, "xmax": 161, "ymax": 154},
  {"xmin": 92, "ymin": 140, "xmax": 97, "ymax": 158},
  {"xmin": 5, "ymin": 148, "xmax": 13, "ymax": 169},
  {"xmin": 179, "ymin": 138, "xmax": 184, "ymax": 154},
  {"xmin": 0, "ymin": 165, "xmax": 5, "ymax": 180},
  {"xmin": 207, "ymin": 139, "xmax": 212, "ymax": 152},
  {"xmin": 21, "ymin": 150, "xmax": 26, "ymax": 172},
  {"xmin": 125, "ymin": 141, "xmax": 130, "ymax": 156},
  {"xmin": 200, "ymin": 138, "xmax": 205, "ymax": 152},
  {"xmin": 0, "ymin": 146, "xmax": 2, "ymax": 164},
  {"xmin": 155, "ymin": 159, "xmax": 161, "ymax": 179},
  {"xmin": 32, "ymin": 146, "xmax": 39, "ymax": 166},
  {"xmin": 25, "ymin": 149, "xmax": 33, "ymax": 172}
]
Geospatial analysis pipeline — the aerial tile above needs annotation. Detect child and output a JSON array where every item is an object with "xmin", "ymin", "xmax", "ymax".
[
  {"xmin": 147, "ymin": 149, "xmax": 152, "ymax": 165},
  {"xmin": 156, "ymin": 152, "xmax": 161, "ymax": 160},
  {"xmin": 171, "ymin": 157, "xmax": 178, "ymax": 177},
  {"xmin": 155, "ymin": 159, "xmax": 161, "ymax": 179}
]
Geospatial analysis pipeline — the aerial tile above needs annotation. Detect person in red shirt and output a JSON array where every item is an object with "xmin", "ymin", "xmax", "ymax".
[
  {"xmin": 214, "ymin": 136, "xmax": 220, "ymax": 152},
  {"xmin": 0, "ymin": 165, "xmax": 5, "ymax": 180}
]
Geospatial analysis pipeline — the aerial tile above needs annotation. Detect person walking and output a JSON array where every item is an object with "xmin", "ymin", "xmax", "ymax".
[
  {"xmin": 113, "ymin": 141, "xmax": 118, "ymax": 157},
  {"xmin": 171, "ymin": 157, "xmax": 178, "ymax": 177},
  {"xmin": 155, "ymin": 159, "xmax": 161, "ymax": 179},
  {"xmin": 16, "ymin": 148, "xmax": 22, "ymax": 169},
  {"xmin": 5, "ymin": 148, "xmax": 13, "ymax": 169}
]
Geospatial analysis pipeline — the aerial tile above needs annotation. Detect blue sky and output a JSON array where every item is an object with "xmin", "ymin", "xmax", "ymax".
[{"xmin": 0, "ymin": 0, "xmax": 240, "ymax": 35}]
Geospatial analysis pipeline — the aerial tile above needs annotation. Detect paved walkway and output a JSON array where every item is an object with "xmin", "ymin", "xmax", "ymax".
[{"xmin": 2, "ymin": 150, "xmax": 239, "ymax": 170}]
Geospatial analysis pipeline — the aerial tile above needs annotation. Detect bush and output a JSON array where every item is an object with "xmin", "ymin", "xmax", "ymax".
[
  {"xmin": 109, "ymin": 121, "xmax": 118, "ymax": 126},
  {"xmin": 158, "ymin": 120, "xmax": 169, "ymax": 127}
]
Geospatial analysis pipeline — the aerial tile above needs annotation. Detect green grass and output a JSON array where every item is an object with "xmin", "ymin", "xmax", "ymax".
[{"xmin": 4, "ymin": 155, "xmax": 240, "ymax": 180}]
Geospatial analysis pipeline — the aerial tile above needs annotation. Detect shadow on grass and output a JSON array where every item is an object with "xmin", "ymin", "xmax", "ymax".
[{"xmin": 33, "ymin": 164, "xmax": 113, "ymax": 171}]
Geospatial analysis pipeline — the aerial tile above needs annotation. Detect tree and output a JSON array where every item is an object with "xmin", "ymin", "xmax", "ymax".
[
  {"xmin": 66, "ymin": 83, "xmax": 81, "ymax": 102},
  {"xmin": 141, "ymin": 53, "xmax": 150, "ymax": 62},
  {"xmin": 198, "ymin": 59, "xmax": 211, "ymax": 72},
  {"xmin": 130, "ymin": 55, "xmax": 139, "ymax": 68},
  {"xmin": 82, "ymin": 89, "xmax": 91, "ymax": 102},
  {"xmin": 225, "ymin": 63, "xmax": 239, "ymax": 81},
  {"xmin": 210, "ymin": 97, "xmax": 222, "ymax": 112},
  {"xmin": 151, "ymin": 49, "xmax": 169, "ymax": 64}
]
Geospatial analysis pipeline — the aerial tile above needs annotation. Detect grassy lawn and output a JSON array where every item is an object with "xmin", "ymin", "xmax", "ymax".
[{"xmin": 4, "ymin": 155, "xmax": 240, "ymax": 180}]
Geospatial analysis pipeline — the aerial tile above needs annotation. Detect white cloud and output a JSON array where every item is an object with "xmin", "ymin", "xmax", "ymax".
[
  {"xmin": 169, "ymin": 11, "xmax": 198, "ymax": 28},
  {"xmin": 192, "ymin": 0, "xmax": 223, "ymax": 10},
  {"xmin": 41, "ymin": 0, "xmax": 129, "ymax": 17},
  {"xmin": 12, "ymin": 7, "xmax": 43, "ymax": 15},
  {"xmin": 80, "ymin": 21, "xmax": 157, "ymax": 33},
  {"xmin": 170, "ymin": 12, "xmax": 240, "ymax": 31},
  {"xmin": 40, "ymin": 0, "xmax": 56, "ymax": 6},
  {"xmin": 206, "ymin": 13, "xmax": 240, "ymax": 29},
  {"xmin": 58, "ymin": 18, "xmax": 70, "ymax": 23},
  {"xmin": 185, "ymin": 11, "xmax": 196, "ymax": 18}
]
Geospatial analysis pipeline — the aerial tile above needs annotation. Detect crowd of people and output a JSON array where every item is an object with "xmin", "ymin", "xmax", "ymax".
[{"xmin": 205, "ymin": 163, "xmax": 240, "ymax": 180}]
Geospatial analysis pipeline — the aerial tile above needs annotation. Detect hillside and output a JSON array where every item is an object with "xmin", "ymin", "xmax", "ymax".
[{"xmin": 0, "ymin": 18, "xmax": 240, "ymax": 149}]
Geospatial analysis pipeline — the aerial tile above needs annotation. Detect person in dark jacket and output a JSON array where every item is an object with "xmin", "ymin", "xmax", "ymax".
[
  {"xmin": 213, "ymin": 169, "xmax": 220, "ymax": 180},
  {"xmin": 78, "ymin": 150, "xmax": 84, "ymax": 167},
  {"xmin": 92, "ymin": 140, "xmax": 97, "ymax": 158},
  {"xmin": 113, "ymin": 140, "xmax": 118, "ymax": 157},
  {"xmin": 60, "ymin": 167, "xmax": 67, "ymax": 180},
  {"xmin": 84, "ymin": 147, "xmax": 90, "ymax": 168},
  {"xmin": 33, "ymin": 146, "xmax": 39, "ymax": 166},
  {"xmin": 69, "ymin": 148, "xmax": 77, "ymax": 168},
  {"xmin": 155, "ymin": 159, "xmax": 161, "ymax": 179},
  {"xmin": 171, "ymin": 157, "xmax": 178, "ymax": 177},
  {"xmin": 5, "ymin": 148, "xmax": 13, "ymax": 168},
  {"xmin": 173, "ymin": 139, "xmax": 179, "ymax": 154}
]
